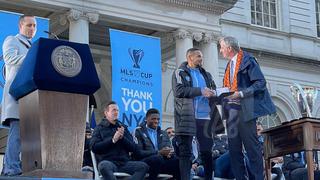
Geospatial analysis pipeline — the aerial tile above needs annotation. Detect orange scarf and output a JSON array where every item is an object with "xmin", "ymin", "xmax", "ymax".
[{"xmin": 223, "ymin": 49, "xmax": 243, "ymax": 91}]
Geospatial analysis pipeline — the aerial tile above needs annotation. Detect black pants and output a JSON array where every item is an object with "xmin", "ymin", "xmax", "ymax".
[
  {"xmin": 176, "ymin": 120, "xmax": 214, "ymax": 180},
  {"xmin": 288, "ymin": 168, "xmax": 320, "ymax": 180},
  {"xmin": 98, "ymin": 160, "xmax": 148, "ymax": 180},
  {"xmin": 176, "ymin": 135, "xmax": 193, "ymax": 180},
  {"xmin": 196, "ymin": 120, "xmax": 214, "ymax": 180},
  {"xmin": 142, "ymin": 155, "xmax": 180, "ymax": 180}
]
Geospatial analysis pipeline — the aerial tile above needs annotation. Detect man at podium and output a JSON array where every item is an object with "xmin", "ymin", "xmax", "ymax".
[{"xmin": 1, "ymin": 15, "xmax": 37, "ymax": 176}]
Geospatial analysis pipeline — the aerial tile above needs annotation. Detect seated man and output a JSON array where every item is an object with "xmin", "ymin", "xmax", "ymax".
[
  {"xmin": 90, "ymin": 101, "xmax": 149, "ymax": 180},
  {"xmin": 133, "ymin": 108, "xmax": 180, "ymax": 180},
  {"xmin": 212, "ymin": 134, "xmax": 234, "ymax": 179},
  {"xmin": 270, "ymin": 156, "xmax": 284, "ymax": 180},
  {"xmin": 190, "ymin": 136, "xmax": 204, "ymax": 178},
  {"xmin": 165, "ymin": 126, "xmax": 175, "ymax": 142},
  {"xmin": 282, "ymin": 152, "xmax": 320, "ymax": 180}
]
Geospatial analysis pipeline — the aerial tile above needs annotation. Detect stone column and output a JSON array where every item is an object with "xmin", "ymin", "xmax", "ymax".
[
  {"xmin": 200, "ymin": 32, "xmax": 220, "ymax": 86},
  {"xmin": 173, "ymin": 29, "xmax": 193, "ymax": 66},
  {"xmin": 67, "ymin": 9, "xmax": 99, "ymax": 44}
]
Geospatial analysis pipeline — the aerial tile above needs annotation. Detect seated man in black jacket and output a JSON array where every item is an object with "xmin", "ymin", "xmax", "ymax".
[
  {"xmin": 282, "ymin": 152, "xmax": 320, "ymax": 180},
  {"xmin": 90, "ymin": 101, "xmax": 149, "ymax": 180},
  {"xmin": 133, "ymin": 108, "xmax": 180, "ymax": 179}
]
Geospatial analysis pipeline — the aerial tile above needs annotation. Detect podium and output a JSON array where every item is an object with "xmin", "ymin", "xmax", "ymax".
[{"xmin": 9, "ymin": 38, "xmax": 100, "ymax": 178}]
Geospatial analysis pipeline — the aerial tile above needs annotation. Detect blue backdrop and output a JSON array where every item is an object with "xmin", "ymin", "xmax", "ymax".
[
  {"xmin": 0, "ymin": 10, "xmax": 49, "ymax": 104},
  {"xmin": 110, "ymin": 29, "xmax": 162, "ymax": 132}
]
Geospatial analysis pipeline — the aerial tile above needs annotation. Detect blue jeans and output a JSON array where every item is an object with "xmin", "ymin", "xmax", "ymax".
[
  {"xmin": 3, "ymin": 120, "xmax": 22, "ymax": 176},
  {"xmin": 214, "ymin": 151, "xmax": 234, "ymax": 179}
]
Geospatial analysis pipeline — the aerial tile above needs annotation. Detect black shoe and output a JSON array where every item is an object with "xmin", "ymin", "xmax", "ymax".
[{"xmin": 3, "ymin": 172, "xmax": 22, "ymax": 176}]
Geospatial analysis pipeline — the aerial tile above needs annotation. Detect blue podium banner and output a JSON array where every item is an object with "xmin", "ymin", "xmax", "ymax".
[
  {"xmin": 110, "ymin": 29, "xmax": 162, "ymax": 132},
  {"xmin": 0, "ymin": 10, "xmax": 48, "ymax": 103}
]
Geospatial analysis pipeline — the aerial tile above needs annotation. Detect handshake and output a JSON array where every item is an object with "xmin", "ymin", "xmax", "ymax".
[
  {"xmin": 201, "ymin": 87, "xmax": 216, "ymax": 98},
  {"xmin": 202, "ymin": 87, "xmax": 234, "ymax": 98}
]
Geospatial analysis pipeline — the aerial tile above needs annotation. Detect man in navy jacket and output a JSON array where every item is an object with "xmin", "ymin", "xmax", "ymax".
[
  {"xmin": 133, "ymin": 108, "xmax": 180, "ymax": 179},
  {"xmin": 219, "ymin": 36, "xmax": 276, "ymax": 180}
]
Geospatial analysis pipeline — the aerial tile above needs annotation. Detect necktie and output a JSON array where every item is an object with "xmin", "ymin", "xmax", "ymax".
[{"xmin": 230, "ymin": 60, "xmax": 235, "ymax": 83}]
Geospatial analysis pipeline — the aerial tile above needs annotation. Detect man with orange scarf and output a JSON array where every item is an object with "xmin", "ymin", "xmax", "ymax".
[{"xmin": 219, "ymin": 36, "xmax": 276, "ymax": 180}]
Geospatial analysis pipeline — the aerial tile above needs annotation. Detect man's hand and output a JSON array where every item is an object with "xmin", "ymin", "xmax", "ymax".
[
  {"xmin": 112, "ymin": 126, "xmax": 124, "ymax": 143},
  {"xmin": 159, "ymin": 147, "xmax": 174, "ymax": 158},
  {"xmin": 227, "ymin": 91, "xmax": 241, "ymax": 100},
  {"xmin": 192, "ymin": 163, "xmax": 198, "ymax": 170},
  {"xmin": 271, "ymin": 156, "xmax": 283, "ymax": 164},
  {"xmin": 202, "ymin": 87, "xmax": 215, "ymax": 98}
]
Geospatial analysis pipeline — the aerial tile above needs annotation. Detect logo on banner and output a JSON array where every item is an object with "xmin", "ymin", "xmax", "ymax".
[
  {"xmin": 51, "ymin": 45, "xmax": 82, "ymax": 77},
  {"xmin": 128, "ymin": 48, "xmax": 144, "ymax": 69}
]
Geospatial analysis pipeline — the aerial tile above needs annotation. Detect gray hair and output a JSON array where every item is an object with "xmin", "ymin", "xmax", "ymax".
[{"xmin": 220, "ymin": 36, "xmax": 240, "ymax": 52}]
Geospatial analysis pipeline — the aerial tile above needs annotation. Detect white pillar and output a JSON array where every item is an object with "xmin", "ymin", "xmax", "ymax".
[
  {"xmin": 67, "ymin": 9, "xmax": 99, "ymax": 44},
  {"xmin": 65, "ymin": 9, "xmax": 99, "ymax": 124},
  {"xmin": 200, "ymin": 32, "xmax": 220, "ymax": 86},
  {"xmin": 174, "ymin": 29, "xmax": 193, "ymax": 67}
]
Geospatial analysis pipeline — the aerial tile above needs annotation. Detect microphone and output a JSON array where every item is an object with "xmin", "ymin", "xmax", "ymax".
[{"xmin": 44, "ymin": 31, "xmax": 59, "ymax": 40}]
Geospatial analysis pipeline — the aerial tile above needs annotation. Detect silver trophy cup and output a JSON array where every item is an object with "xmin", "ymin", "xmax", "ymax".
[{"xmin": 290, "ymin": 83, "xmax": 318, "ymax": 118}]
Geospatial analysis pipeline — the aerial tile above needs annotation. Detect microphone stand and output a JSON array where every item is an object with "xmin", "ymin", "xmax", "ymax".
[{"xmin": 44, "ymin": 31, "xmax": 59, "ymax": 40}]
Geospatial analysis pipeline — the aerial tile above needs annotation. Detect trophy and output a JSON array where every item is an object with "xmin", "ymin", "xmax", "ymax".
[
  {"xmin": 128, "ymin": 48, "xmax": 144, "ymax": 69},
  {"xmin": 290, "ymin": 83, "xmax": 318, "ymax": 117}
]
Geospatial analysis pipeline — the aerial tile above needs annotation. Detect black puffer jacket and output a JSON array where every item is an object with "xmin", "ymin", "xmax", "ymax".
[
  {"xmin": 90, "ymin": 119, "xmax": 138, "ymax": 166},
  {"xmin": 282, "ymin": 153, "xmax": 306, "ymax": 179},
  {"xmin": 133, "ymin": 121, "xmax": 171, "ymax": 159},
  {"xmin": 172, "ymin": 62, "xmax": 224, "ymax": 136}
]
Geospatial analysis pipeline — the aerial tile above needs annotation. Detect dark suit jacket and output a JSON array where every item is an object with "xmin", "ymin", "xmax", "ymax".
[{"xmin": 223, "ymin": 51, "xmax": 276, "ymax": 121}]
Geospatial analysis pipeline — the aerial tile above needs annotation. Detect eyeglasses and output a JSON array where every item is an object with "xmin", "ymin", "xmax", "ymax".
[{"xmin": 167, "ymin": 131, "xmax": 175, "ymax": 134}]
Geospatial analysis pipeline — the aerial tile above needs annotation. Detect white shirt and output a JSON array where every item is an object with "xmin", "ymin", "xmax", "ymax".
[
  {"xmin": 230, "ymin": 52, "xmax": 244, "ymax": 98},
  {"xmin": 230, "ymin": 53, "xmax": 238, "ymax": 77}
]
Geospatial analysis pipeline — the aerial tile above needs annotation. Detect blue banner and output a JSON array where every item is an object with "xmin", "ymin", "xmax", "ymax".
[
  {"xmin": 110, "ymin": 29, "xmax": 162, "ymax": 132},
  {"xmin": 0, "ymin": 11, "xmax": 49, "ymax": 103}
]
